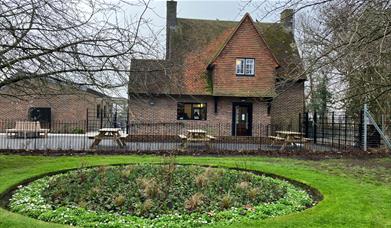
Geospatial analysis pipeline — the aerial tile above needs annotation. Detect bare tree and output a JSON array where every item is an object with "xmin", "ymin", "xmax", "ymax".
[
  {"xmin": 0, "ymin": 0, "xmax": 159, "ymax": 98},
  {"xmin": 242, "ymin": 0, "xmax": 391, "ymax": 114},
  {"xmin": 301, "ymin": 0, "xmax": 391, "ymax": 114}
]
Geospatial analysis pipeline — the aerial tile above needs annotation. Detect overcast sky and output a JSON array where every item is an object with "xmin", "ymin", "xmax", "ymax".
[{"xmin": 145, "ymin": 0, "xmax": 280, "ymax": 21}]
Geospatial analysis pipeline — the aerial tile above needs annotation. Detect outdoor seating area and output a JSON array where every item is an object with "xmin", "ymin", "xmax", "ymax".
[
  {"xmin": 0, "ymin": 118, "xmax": 371, "ymax": 152},
  {"xmin": 178, "ymin": 129, "xmax": 216, "ymax": 149},
  {"xmin": 5, "ymin": 121, "xmax": 49, "ymax": 138},
  {"xmin": 269, "ymin": 131, "xmax": 312, "ymax": 150},
  {"xmin": 89, "ymin": 128, "xmax": 127, "ymax": 149}
]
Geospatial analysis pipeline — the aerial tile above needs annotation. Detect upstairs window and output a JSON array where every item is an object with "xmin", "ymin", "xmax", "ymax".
[
  {"xmin": 177, "ymin": 103, "xmax": 207, "ymax": 120},
  {"xmin": 236, "ymin": 58, "xmax": 255, "ymax": 76}
]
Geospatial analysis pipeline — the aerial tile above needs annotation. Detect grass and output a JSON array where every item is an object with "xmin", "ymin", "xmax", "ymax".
[{"xmin": 0, "ymin": 155, "xmax": 390, "ymax": 227}]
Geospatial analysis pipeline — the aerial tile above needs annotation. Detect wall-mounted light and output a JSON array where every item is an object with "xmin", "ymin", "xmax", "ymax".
[{"xmin": 148, "ymin": 99, "xmax": 155, "ymax": 106}]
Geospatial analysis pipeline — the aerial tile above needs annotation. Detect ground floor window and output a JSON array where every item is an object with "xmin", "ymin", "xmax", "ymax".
[{"xmin": 177, "ymin": 103, "xmax": 207, "ymax": 120}]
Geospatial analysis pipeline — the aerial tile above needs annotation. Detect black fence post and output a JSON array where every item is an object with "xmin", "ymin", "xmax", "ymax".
[
  {"xmin": 313, "ymin": 112, "xmax": 317, "ymax": 144},
  {"xmin": 86, "ymin": 109, "xmax": 89, "ymax": 132},
  {"xmin": 304, "ymin": 112, "xmax": 309, "ymax": 138},
  {"xmin": 100, "ymin": 108, "xmax": 103, "ymax": 129},
  {"xmin": 299, "ymin": 113, "xmax": 303, "ymax": 133},
  {"xmin": 113, "ymin": 111, "xmax": 118, "ymax": 128},
  {"xmin": 338, "ymin": 121, "xmax": 341, "ymax": 149},
  {"xmin": 126, "ymin": 110, "xmax": 129, "ymax": 134},
  {"xmin": 331, "ymin": 112, "xmax": 335, "ymax": 147},
  {"xmin": 344, "ymin": 114, "xmax": 348, "ymax": 149},
  {"xmin": 321, "ymin": 114, "xmax": 325, "ymax": 145},
  {"xmin": 358, "ymin": 110, "xmax": 364, "ymax": 148}
]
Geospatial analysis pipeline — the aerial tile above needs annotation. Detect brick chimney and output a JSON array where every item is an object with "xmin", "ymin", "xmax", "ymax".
[
  {"xmin": 166, "ymin": 0, "xmax": 177, "ymax": 60},
  {"xmin": 280, "ymin": 9, "xmax": 294, "ymax": 32}
]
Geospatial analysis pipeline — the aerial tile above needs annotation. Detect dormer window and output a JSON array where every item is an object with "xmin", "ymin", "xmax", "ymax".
[{"xmin": 236, "ymin": 58, "xmax": 255, "ymax": 76}]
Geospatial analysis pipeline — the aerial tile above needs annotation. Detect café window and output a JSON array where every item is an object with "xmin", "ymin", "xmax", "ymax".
[{"xmin": 177, "ymin": 103, "xmax": 207, "ymax": 120}]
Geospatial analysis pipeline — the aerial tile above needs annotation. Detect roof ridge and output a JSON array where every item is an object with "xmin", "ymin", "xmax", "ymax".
[{"xmin": 177, "ymin": 17, "xmax": 277, "ymax": 25}]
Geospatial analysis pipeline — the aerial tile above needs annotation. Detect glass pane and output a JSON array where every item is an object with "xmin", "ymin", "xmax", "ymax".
[
  {"xmin": 245, "ymin": 59, "xmax": 254, "ymax": 75},
  {"xmin": 177, "ymin": 102, "xmax": 185, "ymax": 120},
  {"xmin": 193, "ymin": 108, "xmax": 201, "ymax": 120},
  {"xmin": 184, "ymin": 104, "xmax": 192, "ymax": 119},
  {"xmin": 177, "ymin": 103, "xmax": 191, "ymax": 120},
  {"xmin": 236, "ymin": 59, "xmax": 244, "ymax": 74}
]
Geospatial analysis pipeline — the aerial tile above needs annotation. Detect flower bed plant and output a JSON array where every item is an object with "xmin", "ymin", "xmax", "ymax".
[{"xmin": 9, "ymin": 164, "xmax": 313, "ymax": 227}]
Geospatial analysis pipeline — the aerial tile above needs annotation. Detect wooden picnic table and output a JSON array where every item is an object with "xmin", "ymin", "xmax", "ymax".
[
  {"xmin": 270, "ymin": 131, "xmax": 309, "ymax": 150},
  {"xmin": 178, "ymin": 129, "xmax": 216, "ymax": 148},
  {"xmin": 275, "ymin": 131, "xmax": 304, "ymax": 136},
  {"xmin": 90, "ymin": 128, "xmax": 127, "ymax": 149},
  {"xmin": 6, "ymin": 121, "xmax": 49, "ymax": 138}
]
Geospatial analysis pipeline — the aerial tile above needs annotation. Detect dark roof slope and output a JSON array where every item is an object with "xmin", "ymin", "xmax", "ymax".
[
  {"xmin": 129, "ymin": 16, "xmax": 304, "ymax": 96},
  {"xmin": 129, "ymin": 59, "xmax": 184, "ymax": 95}
]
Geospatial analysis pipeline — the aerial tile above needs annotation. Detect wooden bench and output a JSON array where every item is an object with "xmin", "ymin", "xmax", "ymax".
[
  {"xmin": 268, "ymin": 136, "xmax": 285, "ymax": 141},
  {"xmin": 206, "ymin": 135, "xmax": 216, "ymax": 140},
  {"xmin": 268, "ymin": 136, "xmax": 286, "ymax": 145},
  {"xmin": 178, "ymin": 134, "xmax": 216, "ymax": 141},
  {"xmin": 178, "ymin": 134, "xmax": 187, "ymax": 140},
  {"xmin": 288, "ymin": 137, "xmax": 312, "ymax": 150},
  {"xmin": 6, "ymin": 121, "xmax": 49, "ymax": 138}
]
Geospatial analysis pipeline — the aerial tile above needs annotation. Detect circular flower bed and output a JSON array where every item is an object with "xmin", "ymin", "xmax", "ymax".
[{"xmin": 9, "ymin": 164, "xmax": 313, "ymax": 227}]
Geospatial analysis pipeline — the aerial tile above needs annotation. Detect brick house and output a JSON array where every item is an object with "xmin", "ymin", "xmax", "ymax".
[
  {"xmin": 128, "ymin": 1, "xmax": 305, "ymax": 136},
  {"xmin": 0, "ymin": 79, "xmax": 113, "ymax": 131}
]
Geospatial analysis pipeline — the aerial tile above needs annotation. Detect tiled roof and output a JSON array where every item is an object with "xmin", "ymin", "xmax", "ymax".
[{"xmin": 129, "ymin": 15, "xmax": 304, "ymax": 96}]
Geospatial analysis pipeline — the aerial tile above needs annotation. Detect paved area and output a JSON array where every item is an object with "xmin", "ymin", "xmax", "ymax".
[{"xmin": 0, "ymin": 133, "xmax": 336, "ymax": 151}]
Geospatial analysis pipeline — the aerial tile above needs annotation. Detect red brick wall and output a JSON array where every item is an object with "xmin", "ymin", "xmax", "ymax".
[
  {"xmin": 271, "ymin": 81, "xmax": 305, "ymax": 130},
  {"xmin": 0, "ymin": 94, "xmax": 109, "ymax": 121},
  {"xmin": 212, "ymin": 16, "xmax": 278, "ymax": 97},
  {"xmin": 128, "ymin": 95, "xmax": 271, "ymax": 136}
]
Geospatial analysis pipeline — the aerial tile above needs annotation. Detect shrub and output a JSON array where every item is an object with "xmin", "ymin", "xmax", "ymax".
[
  {"xmin": 71, "ymin": 127, "xmax": 85, "ymax": 134},
  {"xmin": 121, "ymin": 166, "xmax": 134, "ymax": 178},
  {"xmin": 114, "ymin": 195, "xmax": 126, "ymax": 207},
  {"xmin": 237, "ymin": 181, "xmax": 250, "ymax": 191},
  {"xmin": 195, "ymin": 174, "xmax": 208, "ymax": 188},
  {"xmin": 97, "ymin": 166, "xmax": 107, "ymax": 175},
  {"xmin": 138, "ymin": 178, "xmax": 161, "ymax": 198},
  {"xmin": 247, "ymin": 187, "xmax": 260, "ymax": 200},
  {"xmin": 142, "ymin": 199, "xmax": 154, "ymax": 214},
  {"xmin": 184, "ymin": 192, "xmax": 204, "ymax": 211},
  {"xmin": 220, "ymin": 194, "xmax": 233, "ymax": 209}
]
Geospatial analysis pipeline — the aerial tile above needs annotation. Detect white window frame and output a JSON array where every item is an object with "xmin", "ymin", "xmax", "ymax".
[
  {"xmin": 245, "ymin": 59, "xmax": 254, "ymax": 75},
  {"xmin": 236, "ymin": 58, "xmax": 255, "ymax": 76},
  {"xmin": 235, "ymin": 59, "xmax": 245, "ymax": 75}
]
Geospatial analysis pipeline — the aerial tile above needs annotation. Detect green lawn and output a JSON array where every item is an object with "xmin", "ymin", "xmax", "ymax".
[{"xmin": 0, "ymin": 155, "xmax": 390, "ymax": 227}]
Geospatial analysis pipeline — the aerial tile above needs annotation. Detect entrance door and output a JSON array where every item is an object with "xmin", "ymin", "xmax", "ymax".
[{"xmin": 232, "ymin": 103, "xmax": 252, "ymax": 136}]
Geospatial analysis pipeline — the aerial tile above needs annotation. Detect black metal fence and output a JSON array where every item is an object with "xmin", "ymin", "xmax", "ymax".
[
  {"xmin": 301, "ymin": 112, "xmax": 361, "ymax": 150},
  {"xmin": 0, "ymin": 111, "xmax": 388, "ymax": 153},
  {"xmin": 0, "ymin": 111, "xmax": 391, "ymax": 151},
  {"xmin": 300, "ymin": 112, "xmax": 388, "ymax": 150}
]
